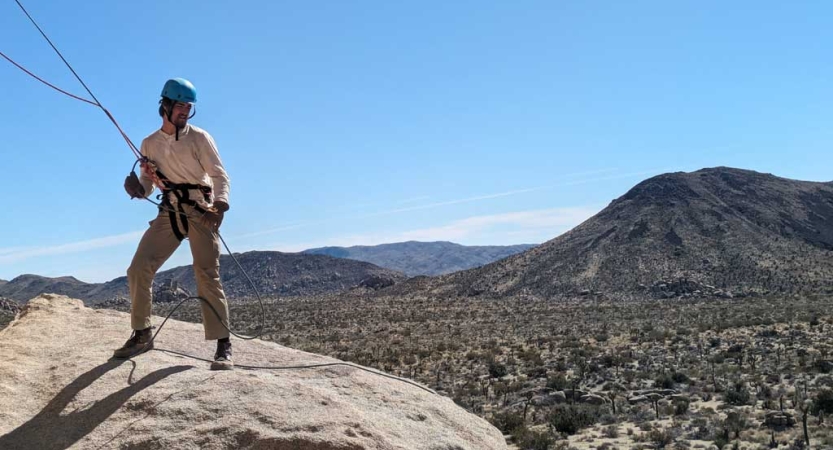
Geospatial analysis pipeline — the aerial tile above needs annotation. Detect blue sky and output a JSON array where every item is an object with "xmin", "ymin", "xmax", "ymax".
[{"xmin": 1, "ymin": 1, "xmax": 832, "ymax": 283}]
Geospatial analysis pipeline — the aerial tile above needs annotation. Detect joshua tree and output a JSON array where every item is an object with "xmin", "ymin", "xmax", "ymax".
[
  {"xmin": 607, "ymin": 390, "xmax": 617, "ymax": 415},
  {"xmin": 724, "ymin": 409, "xmax": 747, "ymax": 440},
  {"xmin": 522, "ymin": 390, "xmax": 534, "ymax": 422},
  {"xmin": 798, "ymin": 399, "xmax": 812, "ymax": 446}
]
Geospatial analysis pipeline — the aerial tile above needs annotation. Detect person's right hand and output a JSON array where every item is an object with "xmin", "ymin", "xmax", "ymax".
[{"xmin": 124, "ymin": 171, "xmax": 145, "ymax": 199}]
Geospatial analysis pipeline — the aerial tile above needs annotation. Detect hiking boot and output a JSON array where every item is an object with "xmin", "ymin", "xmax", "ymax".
[
  {"xmin": 113, "ymin": 328, "xmax": 153, "ymax": 359},
  {"xmin": 211, "ymin": 339, "xmax": 233, "ymax": 371}
]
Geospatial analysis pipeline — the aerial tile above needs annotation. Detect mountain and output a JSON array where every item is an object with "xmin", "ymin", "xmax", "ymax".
[
  {"xmin": 405, "ymin": 167, "xmax": 833, "ymax": 299},
  {"xmin": 0, "ymin": 251, "xmax": 405, "ymax": 304},
  {"xmin": 0, "ymin": 275, "xmax": 93, "ymax": 303},
  {"xmin": 136, "ymin": 250, "xmax": 406, "ymax": 301},
  {"xmin": 303, "ymin": 241, "xmax": 537, "ymax": 276}
]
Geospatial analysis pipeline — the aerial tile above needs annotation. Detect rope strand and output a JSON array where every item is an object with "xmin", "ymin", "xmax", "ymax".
[
  {"xmin": 13, "ymin": 0, "xmax": 102, "ymax": 106},
  {"xmin": 0, "ymin": 50, "xmax": 97, "ymax": 105}
]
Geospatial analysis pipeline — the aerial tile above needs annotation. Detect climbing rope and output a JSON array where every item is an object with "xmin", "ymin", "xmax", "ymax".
[{"xmin": 4, "ymin": 0, "xmax": 436, "ymax": 396}]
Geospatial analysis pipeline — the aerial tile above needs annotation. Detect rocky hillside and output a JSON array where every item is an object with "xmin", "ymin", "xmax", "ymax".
[
  {"xmin": 139, "ymin": 250, "xmax": 406, "ymax": 301},
  {"xmin": 0, "ymin": 251, "xmax": 405, "ymax": 304},
  {"xmin": 407, "ymin": 167, "xmax": 833, "ymax": 299},
  {"xmin": 0, "ymin": 275, "xmax": 93, "ymax": 302},
  {"xmin": 0, "ymin": 294, "xmax": 506, "ymax": 449},
  {"xmin": 303, "ymin": 241, "xmax": 536, "ymax": 276},
  {"xmin": 0, "ymin": 296, "xmax": 18, "ymax": 330},
  {"xmin": 0, "ymin": 297, "xmax": 19, "ymax": 312}
]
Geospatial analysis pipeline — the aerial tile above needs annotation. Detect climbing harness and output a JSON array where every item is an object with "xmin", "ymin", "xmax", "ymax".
[
  {"xmin": 133, "ymin": 157, "xmax": 212, "ymax": 242},
  {"xmin": 4, "ymin": 0, "xmax": 435, "ymax": 395}
]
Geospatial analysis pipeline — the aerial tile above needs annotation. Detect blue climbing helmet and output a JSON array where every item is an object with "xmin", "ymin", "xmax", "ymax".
[{"xmin": 160, "ymin": 78, "xmax": 197, "ymax": 103}]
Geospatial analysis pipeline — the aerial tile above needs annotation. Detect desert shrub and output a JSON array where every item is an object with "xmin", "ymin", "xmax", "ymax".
[
  {"xmin": 630, "ymin": 405, "xmax": 655, "ymax": 423},
  {"xmin": 727, "ymin": 343, "xmax": 744, "ymax": 354},
  {"xmin": 488, "ymin": 359, "xmax": 508, "ymax": 378},
  {"xmin": 656, "ymin": 374, "xmax": 676, "ymax": 390},
  {"xmin": 648, "ymin": 427, "xmax": 674, "ymax": 448},
  {"xmin": 600, "ymin": 354, "xmax": 617, "ymax": 368},
  {"xmin": 814, "ymin": 359, "xmax": 833, "ymax": 374},
  {"xmin": 817, "ymin": 376, "xmax": 833, "ymax": 388},
  {"xmin": 723, "ymin": 410, "xmax": 748, "ymax": 439},
  {"xmin": 673, "ymin": 398, "xmax": 690, "ymax": 416},
  {"xmin": 452, "ymin": 393, "xmax": 472, "ymax": 410},
  {"xmin": 490, "ymin": 410, "xmax": 524, "ymax": 434},
  {"xmin": 725, "ymin": 381, "xmax": 751, "ymax": 405},
  {"xmin": 788, "ymin": 438, "xmax": 807, "ymax": 449},
  {"xmin": 512, "ymin": 427, "xmax": 554, "ymax": 450},
  {"xmin": 813, "ymin": 388, "xmax": 833, "ymax": 415},
  {"xmin": 525, "ymin": 366, "xmax": 547, "ymax": 379},
  {"xmin": 599, "ymin": 412, "xmax": 617, "ymax": 425},
  {"xmin": 689, "ymin": 417, "xmax": 713, "ymax": 440},
  {"xmin": 519, "ymin": 348, "xmax": 543, "ymax": 365},
  {"xmin": 671, "ymin": 371, "xmax": 690, "ymax": 384},
  {"xmin": 758, "ymin": 328, "xmax": 779, "ymax": 338},
  {"xmin": 546, "ymin": 373, "xmax": 569, "ymax": 391},
  {"xmin": 548, "ymin": 404, "xmax": 602, "ymax": 435}
]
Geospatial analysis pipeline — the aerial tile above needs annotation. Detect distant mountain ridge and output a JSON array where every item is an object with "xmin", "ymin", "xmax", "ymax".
[
  {"xmin": 303, "ymin": 241, "xmax": 536, "ymax": 276},
  {"xmin": 0, "ymin": 251, "xmax": 404, "ymax": 304},
  {"xmin": 401, "ymin": 167, "xmax": 833, "ymax": 299}
]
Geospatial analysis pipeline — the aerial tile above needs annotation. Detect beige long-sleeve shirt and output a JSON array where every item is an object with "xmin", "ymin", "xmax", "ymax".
[{"xmin": 138, "ymin": 124, "xmax": 230, "ymax": 208}]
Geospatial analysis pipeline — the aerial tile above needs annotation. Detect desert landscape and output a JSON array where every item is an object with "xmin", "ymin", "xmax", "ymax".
[
  {"xmin": 88, "ymin": 289, "xmax": 833, "ymax": 449},
  {"xmin": 4, "ymin": 168, "xmax": 833, "ymax": 449}
]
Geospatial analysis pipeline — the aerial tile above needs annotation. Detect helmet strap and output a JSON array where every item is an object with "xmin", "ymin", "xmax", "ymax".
[
  {"xmin": 164, "ymin": 99, "xmax": 181, "ymax": 141},
  {"xmin": 162, "ymin": 97, "xmax": 194, "ymax": 141}
]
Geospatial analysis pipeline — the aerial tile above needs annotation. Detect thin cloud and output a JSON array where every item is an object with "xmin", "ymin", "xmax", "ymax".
[
  {"xmin": 559, "ymin": 168, "xmax": 669, "ymax": 186},
  {"xmin": 560, "ymin": 168, "xmax": 620, "ymax": 178},
  {"xmin": 396, "ymin": 207, "xmax": 599, "ymax": 242},
  {"xmin": 272, "ymin": 206, "xmax": 601, "ymax": 252},
  {"xmin": 232, "ymin": 166, "xmax": 661, "ymax": 241},
  {"xmin": 0, "ymin": 231, "xmax": 144, "ymax": 265},
  {"xmin": 352, "ymin": 167, "xmax": 662, "ymax": 219},
  {"xmin": 394, "ymin": 195, "xmax": 431, "ymax": 205},
  {"xmin": 355, "ymin": 186, "xmax": 548, "ymax": 219},
  {"xmin": 0, "ymin": 246, "xmax": 30, "ymax": 256},
  {"xmin": 230, "ymin": 222, "xmax": 311, "ymax": 240}
]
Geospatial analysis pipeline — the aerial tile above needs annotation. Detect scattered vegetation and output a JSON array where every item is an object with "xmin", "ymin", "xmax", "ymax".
[{"xmin": 80, "ymin": 291, "xmax": 833, "ymax": 448}]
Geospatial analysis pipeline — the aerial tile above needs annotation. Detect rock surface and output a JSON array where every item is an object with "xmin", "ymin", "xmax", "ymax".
[{"xmin": 0, "ymin": 294, "xmax": 506, "ymax": 450}]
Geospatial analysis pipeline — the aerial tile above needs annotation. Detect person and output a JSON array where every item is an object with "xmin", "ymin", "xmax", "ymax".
[{"xmin": 116, "ymin": 78, "xmax": 233, "ymax": 370}]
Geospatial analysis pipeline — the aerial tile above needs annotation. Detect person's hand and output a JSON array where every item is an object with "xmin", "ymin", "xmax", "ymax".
[
  {"xmin": 200, "ymin": 201, "xmax": 228, "ymax": 232},
  {"xmin": 124, "ymin": 171, "xmax": 145, "ymax": 199}
]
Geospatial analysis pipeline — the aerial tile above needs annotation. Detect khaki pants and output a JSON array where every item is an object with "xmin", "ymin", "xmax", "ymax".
[{"xmin": 127, "ymin": 205, "xmax": 230, "ymax": 340}]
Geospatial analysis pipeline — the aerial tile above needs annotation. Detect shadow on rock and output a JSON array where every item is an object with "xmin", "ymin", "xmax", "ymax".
[{"xmin": 0, "ymin": 358, "xmax": 192, "ymax": 450}]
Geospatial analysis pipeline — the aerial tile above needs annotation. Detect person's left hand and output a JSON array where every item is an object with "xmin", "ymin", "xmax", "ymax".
[{"xmin": 200, "ymin": 201, "xmax": 228, "ymax": 232}]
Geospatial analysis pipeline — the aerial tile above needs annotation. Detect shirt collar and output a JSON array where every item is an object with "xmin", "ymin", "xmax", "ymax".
[{"xmin": 159, "ymin": 123, "xmax": 191, "ymax": 140}]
